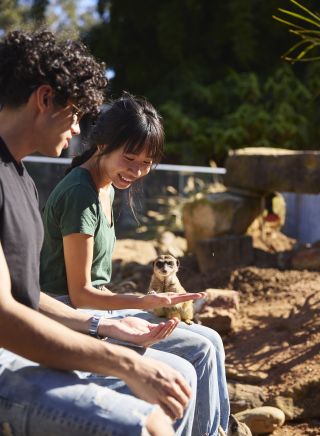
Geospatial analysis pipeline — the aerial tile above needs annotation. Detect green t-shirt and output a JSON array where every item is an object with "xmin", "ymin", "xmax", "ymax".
[{"xmin": 40, "ymin": 167, "xmax": 116, "ymax": 295}]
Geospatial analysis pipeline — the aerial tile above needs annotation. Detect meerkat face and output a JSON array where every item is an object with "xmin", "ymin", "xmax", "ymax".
[{"xmin": 153, "ymin": 254, "xmax": 179, "ymax": 278}]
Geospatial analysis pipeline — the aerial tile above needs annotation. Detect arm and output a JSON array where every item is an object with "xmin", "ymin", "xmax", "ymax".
[
  {"xmin": 0, "ymin": 243, "xmax": 189, "ymax": 420},
  {"xmin": 63, "ymin": 233, "xmax": 205, "ymax": 310},
  {"xmin": 39, "ymin": 291, "xmax": 178, "ymax": 347}
]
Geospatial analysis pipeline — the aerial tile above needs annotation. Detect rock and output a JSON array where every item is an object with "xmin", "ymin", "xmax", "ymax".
[
  {"xmin": 226, "ymin": 367, "xmax": 268, "ymax": 384},
  {"xmin": 194, "ymin": 289, "xmax": 240, "ymax": 314},
  {"xmin": 225, "ymin": 147, "xmax": 320, "ymax": 194},
  {"xmin": 112, "ymin": 239, "xmax": 157, "ymax": 264},
  {"xmin": 194, "ymin": 235, "xmax": 254, "ymax": 273},
  {"xmin": 235, "ymin": 406, "xmax": 285, "ymax": 434},
  {"xmin": 197, "ymin": 308, "xmax": 235, "ymax": 334},
  {"xmin": 269, "ymin": 377, "xmax": 320, "ymax": 420},
  {"xmin": 228, "ymin": 382, "xmax": 265, "ymax": 414},
  {"xmin": 291, "ymin": 245, "xmax": 320, "ymax": 270},
  {"xmin": 156, "ymin": 230, "xmax": 187, "ymax": 258},
  {"xmin": 182, "ymin": 191, "xmax": 262, "ymax": 252}
]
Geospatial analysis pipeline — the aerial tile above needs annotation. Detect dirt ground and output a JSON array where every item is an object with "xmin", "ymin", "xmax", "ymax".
[
  {"xmin": 113, "ymin": 233, "xmax": 320, "ymax": 435},
  {"xmin": 197, "ymin": 266, "xmax": 319, "ymax": 436}
]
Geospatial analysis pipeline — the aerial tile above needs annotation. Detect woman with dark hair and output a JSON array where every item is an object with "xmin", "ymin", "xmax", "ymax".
[{"xmin": 41, "ymin": 92, "xmax": 230, "ymax": 436}]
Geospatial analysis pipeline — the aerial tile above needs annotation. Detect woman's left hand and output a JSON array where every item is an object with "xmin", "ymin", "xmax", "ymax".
[{"xmin": 99, "ymin": 316, "xmax": 179, "ymax": 347}]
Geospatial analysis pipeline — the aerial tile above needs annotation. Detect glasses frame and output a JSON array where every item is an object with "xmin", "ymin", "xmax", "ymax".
[{"xmin": 70, "ymin": 103, "xmax": 85, "ymax": 123}]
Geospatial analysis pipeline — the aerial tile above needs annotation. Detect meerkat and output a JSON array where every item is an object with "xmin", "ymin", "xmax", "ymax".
[{"xmin": 148, "ymin": 254, "xmax": 194, "ymax": 324}]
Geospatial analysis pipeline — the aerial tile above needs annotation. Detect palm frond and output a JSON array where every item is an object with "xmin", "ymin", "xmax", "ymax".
[{"xmin": 274, "ymin": 0, "xmax": 320, "ymax": 63}]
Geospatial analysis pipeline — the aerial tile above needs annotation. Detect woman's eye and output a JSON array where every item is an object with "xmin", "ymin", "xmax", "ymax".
[{"xmin": 124, "ymin": 156, "xmax": 134, "ymax": 161}]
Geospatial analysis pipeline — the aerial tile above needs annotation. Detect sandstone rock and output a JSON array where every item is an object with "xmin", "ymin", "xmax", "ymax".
[
  {"xmin": 225, "ymin": 147, "xmax": 320, "ymax": 194},
  {"xmin": 155, "ymin": 230, "xmax": 187, "ymax": 258},
  {"xmin": 226, "ymin": 366, "xmax": 268, "ymax": 384},
  {"xmin": 112, "ymin": 239, "xmax": 157, "ymax": 264},
  {"xmin": 291, "ymin": 245, "xmax": 320, "ymax": 270},
  {"xmin": 194, "ymin": 289, "xmax": 240, "ymax": 313},
  {"xmin": 182, "ymin": 191, "xmax": 262, "ymax": 252},
  {"xmin": 269, "ymin": 377, "xmax": 320, "ymax": 420},
  {"xmin": 197, "ymin": 308, "xmax": 235, "ymax": 334},
  {"xmin": 228, "ymin": 382, "xmax": 265, "ymax": 414},
  {"xmin": 235, "ymin": 406, "xmax": 285, "ymax": 434},
  {"xmin": 194, "ymin": 235, "xmax": 254, "ymax": 273}
]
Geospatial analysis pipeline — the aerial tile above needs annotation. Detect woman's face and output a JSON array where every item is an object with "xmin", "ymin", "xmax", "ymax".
[{"xmin": 98, "ymin": 146, "xmax": 153, "ymax": 189}]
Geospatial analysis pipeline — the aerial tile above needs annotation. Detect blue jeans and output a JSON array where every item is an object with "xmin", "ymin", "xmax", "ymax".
[
  {"xmin": 95, "ymin": 308, "xmax": 230, "ymax": 436},
  {"xmin": 0, "ymin": 347, "xmax": 197, "ymax": 436}
]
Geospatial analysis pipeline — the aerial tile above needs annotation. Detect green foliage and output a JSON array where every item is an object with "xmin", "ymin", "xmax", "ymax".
[
  {"xmin": 2, "ymin": 1, "xmax": 320, "ymax": 164},
  {"xmin": 0, "ymin": 0, "xmax": 28, "ymax": 30},
  {"xmin": 159, "ymin": 65, "xmax": 315, "ymax": 164}
]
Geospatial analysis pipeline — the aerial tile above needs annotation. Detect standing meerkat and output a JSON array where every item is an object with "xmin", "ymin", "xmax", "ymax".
[{"xmin": 148, "ymin": 254, "xmax": 194, "ymax": 324}]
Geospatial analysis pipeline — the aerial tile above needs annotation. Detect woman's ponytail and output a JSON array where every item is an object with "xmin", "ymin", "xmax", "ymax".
[{"xmin": 65, "ymin": 145, "xmax": 97, "ymax": 175}]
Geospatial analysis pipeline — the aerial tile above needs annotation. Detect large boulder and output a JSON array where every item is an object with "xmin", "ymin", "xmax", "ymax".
[
  {"xmin": 194, "ymin": 235, "xmax": 254, "ymax": 273},
  {"xmin": 182, "ymin": 191, "xmax": 261, "ymax": 252},
  {"xmin": 225, "ymin": 147, "xmax": 320, "ymax": 194}
]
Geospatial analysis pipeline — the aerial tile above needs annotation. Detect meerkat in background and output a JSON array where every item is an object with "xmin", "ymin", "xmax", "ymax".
[{"xmin": 148, "ymin": 254, "xmax": 194, "ymax": 324}]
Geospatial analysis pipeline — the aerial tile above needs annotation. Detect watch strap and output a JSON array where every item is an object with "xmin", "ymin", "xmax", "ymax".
[{"xmin": 89, "ymin": 315, "xmax": 103, "ymax": 338}]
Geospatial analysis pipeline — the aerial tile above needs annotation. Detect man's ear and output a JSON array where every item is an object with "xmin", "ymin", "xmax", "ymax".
[
  {"xmin": 35, "ymin": 85, "xmax": 54, "ymax": 112},
  {"xmin": 176, "ymin": 259, "xmax": 180, "ymax": 269}
]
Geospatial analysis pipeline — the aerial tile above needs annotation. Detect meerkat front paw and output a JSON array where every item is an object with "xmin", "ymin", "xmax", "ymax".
[{"xmin": 184, "ymin": 319, "xmax": 194, "ymax": 325}]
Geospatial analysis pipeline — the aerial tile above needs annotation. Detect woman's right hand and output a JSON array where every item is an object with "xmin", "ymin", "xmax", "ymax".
[
  {"xmin": 123, "ymin": 355, "xmax": 192, "ymax": 421},
  {"xmin": 140, "ymin": 291, "xmax": 206, "ymax": 310}
]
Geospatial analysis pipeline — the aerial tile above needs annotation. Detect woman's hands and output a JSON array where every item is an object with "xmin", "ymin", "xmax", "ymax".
[
  {"xmin": 99, "ymin": 316, "xmax": 179, "ymax": 347},
  {"xmin": 140, "ymin": 291, "xmax": 206, "ymax": 310}
]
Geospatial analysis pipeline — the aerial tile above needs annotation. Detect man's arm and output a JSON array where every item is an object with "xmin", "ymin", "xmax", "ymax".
[{"xmin": 0, "ymin": 243, "xmax": 190, "ymax": 420}]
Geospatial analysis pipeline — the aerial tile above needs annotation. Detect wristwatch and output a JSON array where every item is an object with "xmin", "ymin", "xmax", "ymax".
[{"xmin": 89, "ymin": 315, "xmax": 103, "ymax": 338}]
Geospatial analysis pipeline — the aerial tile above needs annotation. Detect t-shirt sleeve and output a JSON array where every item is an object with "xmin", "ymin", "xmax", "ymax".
[{"xmin": 57, "ymin": 185, "xmax": 99, "ymax": 237}]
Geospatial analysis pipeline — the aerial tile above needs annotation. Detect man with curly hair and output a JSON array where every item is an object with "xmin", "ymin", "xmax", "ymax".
[{"xmin": 0, "ymin": 29, "xmax": 197, "ymax": 436}]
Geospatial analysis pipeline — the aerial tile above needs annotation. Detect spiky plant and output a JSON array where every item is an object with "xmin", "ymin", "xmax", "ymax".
[{"xmin": 273, "ymin": 0, "xmax": 320, "ymax": 63}]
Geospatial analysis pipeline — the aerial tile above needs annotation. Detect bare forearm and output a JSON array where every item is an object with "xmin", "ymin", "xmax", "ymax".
[
  {"xmin": 0, "ymin": 299, "xmax": 139, "ymax": 378},
  {"xmin": 69, "ymin": 286, "xmax": 146, "ymax": 310},
  {"xmin": 39, "ymin": 292, "xmax": 92, "ymax": 333}
]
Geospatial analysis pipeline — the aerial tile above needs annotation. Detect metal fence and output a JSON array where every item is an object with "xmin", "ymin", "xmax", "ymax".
[{"xmin": 24, "ymin": 156, "xmax": 225, "ymax": 237}]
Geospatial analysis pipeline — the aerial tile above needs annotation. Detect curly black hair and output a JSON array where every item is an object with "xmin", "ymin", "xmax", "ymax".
[{"xmin": 0, "ymin": 29, "xmax": 107, "ymax": 115}]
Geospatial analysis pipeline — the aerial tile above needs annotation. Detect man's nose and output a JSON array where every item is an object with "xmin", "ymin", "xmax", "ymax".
[{"xmin": 71, "ymin": 119, "xmax": 81, "ymax": 136}]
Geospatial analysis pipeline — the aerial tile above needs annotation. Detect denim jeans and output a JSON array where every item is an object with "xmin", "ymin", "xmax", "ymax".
[
  {"xmin": 0, "ymin": 347, "xmax": 197, "ymax": 436},
  {"xmin": 90, "ymin": 308, "xmax": 230, "ymax": 436}
]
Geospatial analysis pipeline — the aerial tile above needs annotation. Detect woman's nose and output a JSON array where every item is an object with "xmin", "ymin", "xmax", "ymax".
[{"xmin": 129, "ymin": 162, "xmax": 142, "ymax": 177}]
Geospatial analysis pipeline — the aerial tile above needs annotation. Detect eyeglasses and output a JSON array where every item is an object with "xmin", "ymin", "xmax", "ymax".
[{"xmin": 70, "ymin": 103, "xmax": 85, "ymax": 122}]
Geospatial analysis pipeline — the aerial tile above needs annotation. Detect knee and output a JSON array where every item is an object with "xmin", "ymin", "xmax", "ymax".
[
  {"xmin": 198, "ymin": 326, "xmax": 225, "ymax": 357},
  {"xmin": 145, "ymin": 407, "xmax": 174, "ymax": 436},
  {"xmin": 174, "ymin": 356, "xmax": 198, "ymax": 393}
]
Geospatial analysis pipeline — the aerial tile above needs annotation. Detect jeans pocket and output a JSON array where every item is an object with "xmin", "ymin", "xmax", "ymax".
[{"xmin": 0, "ymin": 396, "xmax": 28, "ymax": 436}]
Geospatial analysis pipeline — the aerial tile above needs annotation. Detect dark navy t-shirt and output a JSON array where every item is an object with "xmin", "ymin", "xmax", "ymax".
[{"xmin": 0, "ymin": 137, "xmax": 43, "ymax": 309}]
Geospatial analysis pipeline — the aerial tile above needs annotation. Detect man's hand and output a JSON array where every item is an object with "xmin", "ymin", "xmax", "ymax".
[
  {"xmin": 141, "ymin": 291, "xmax": 206, "ymax": 310},
  {"xmin": 123, "ymin": 355, "xmax": 192, "ymax": 421},
  {"xmin": 99, "ymin": 316, "xmax": 178, "ymax": 347}
]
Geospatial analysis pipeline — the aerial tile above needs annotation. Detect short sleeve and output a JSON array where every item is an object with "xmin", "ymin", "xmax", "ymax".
[{"xmin": 57, "ymin": 185, "xmax": 99, "ymax": 237}]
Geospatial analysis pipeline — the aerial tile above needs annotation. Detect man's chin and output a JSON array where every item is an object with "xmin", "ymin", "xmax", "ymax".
[{"xmin": 40, "ymin": 146, "xmax": 64, "ymax": 158}]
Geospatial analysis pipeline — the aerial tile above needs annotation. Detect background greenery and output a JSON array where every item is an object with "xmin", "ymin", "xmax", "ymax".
[{"xmin": 2, "ymin": 0, "xmax": 320, "ymax": 165}]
